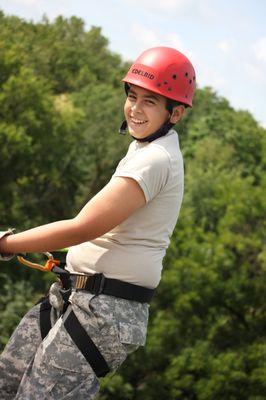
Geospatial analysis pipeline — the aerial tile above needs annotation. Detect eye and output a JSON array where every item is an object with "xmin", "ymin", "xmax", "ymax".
[
  {"xmin": 145, "ymin": 99, "xmax": 156, "ymax": 105},
  {"xmin": 128, "ymin": 93, "xmax": 136, "ymax": 101}
]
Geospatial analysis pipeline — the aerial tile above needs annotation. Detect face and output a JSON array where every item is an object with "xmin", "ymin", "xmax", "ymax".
[{"xmin": 124, "ymin": 85, "xmax": 171, "ymax": 140}]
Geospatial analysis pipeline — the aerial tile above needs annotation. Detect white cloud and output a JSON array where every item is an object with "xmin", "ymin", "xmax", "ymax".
[
  {"xmin": 195, "ymin": 55, "xmax": 227, "ymax": 91},
  {"xmin": 131, "ymin": 23, "xmax": 159, "ymax": 49},
  {"xmin": 124, "ymin": 0, "xmax": 215, "ymax": 21},
  {"xmin": 125, "ymin": 0, "xmax": 191, "ymax": 12},
  {"xmin": 245, "ymin": 62, "xmax": 266, "ymax": 85},
  {"xmin": 164, "ymin": 32, "xmax": 184, "ymax": 52},
  {"xmin": 144, "ymin": 0, "xmax": 190, "ymax": 11},
  {"xmin": 200, "ymin": 67, "xmax": 227, "ymax": 90},
  {"xmin": 8, "ymin": 0, "xmax": 40, "ymax": 5},
  {"xmin": 253, "ymin": 37, "xmax": 266, "ymax": 63},
  {"xmin": 197, "ymin": 0, "xmax": 216, "ymax": 21},
  {"xmin": 130, "ymin": 23, "xmax": 195, "ymax": 61},
  {"xmin": 217, "ymin": 40, "xmax": 233, "ymax": 54},
  {"xmin": 245, "ymin": 37, "xmax": 266, "ymax": 85},
  {"xmin": 4, "ymin": 0, "xmax": 70, "ymax": 19}
]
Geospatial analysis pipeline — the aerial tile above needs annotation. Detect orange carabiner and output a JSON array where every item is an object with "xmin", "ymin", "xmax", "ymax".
[{"xmin": 17, "ymin": 252, "xmax": 60, "ymax": 272}]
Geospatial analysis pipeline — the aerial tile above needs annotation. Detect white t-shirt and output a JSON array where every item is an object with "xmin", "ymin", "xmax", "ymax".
[{"xmin": 66, "ymin": 129, "xmax": 184, "ymax": 289}]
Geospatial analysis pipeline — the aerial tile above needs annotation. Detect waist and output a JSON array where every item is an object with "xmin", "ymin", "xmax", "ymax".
[{"xmin": 57, "ymin": 270, "xmax": 155, "ymax": 304}]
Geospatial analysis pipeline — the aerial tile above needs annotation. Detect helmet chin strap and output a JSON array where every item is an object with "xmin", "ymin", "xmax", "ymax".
[
  {"xmin": 119, "ymin": 117, "xmax": 174, "ymax": 143},
  {"xmin": 119, "ymin": 120, "xmax": 128, "ymax": 135}
]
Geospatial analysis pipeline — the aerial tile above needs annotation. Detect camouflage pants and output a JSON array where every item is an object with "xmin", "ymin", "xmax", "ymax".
[{"xmin": 0, "ymin": 281, "xmax": 149, "ymax": 399}]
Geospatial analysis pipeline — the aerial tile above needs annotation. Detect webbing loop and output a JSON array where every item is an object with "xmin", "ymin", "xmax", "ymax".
[{"xmin": 64, "ymin": 308, "xmax": 110, "ymax": 378}]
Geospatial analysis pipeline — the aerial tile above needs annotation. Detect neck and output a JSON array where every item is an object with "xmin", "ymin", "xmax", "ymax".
[{"xmin": 132, "ymin": 121, "xmax": 174, "ymax": 143}]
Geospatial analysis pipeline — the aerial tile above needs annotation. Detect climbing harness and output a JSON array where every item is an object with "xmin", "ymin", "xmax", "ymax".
[
  {"xmin": 17, "ymin": 252, "xmax": 154, "ymax": 304},
  {"xmin": 17, "ymin": 252, "xmax": 154, "ymax": 378}
]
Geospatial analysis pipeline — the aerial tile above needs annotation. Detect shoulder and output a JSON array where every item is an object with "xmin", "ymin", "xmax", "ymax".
[
  {"xmin": 120, "ymin": 140, "xmax": 171, "ymax": 171},
  {"xmin": 118, "ymin": 130, "xmax": 181, "ymax": 173},
  {"xmin": 140, "ymin": 143, "xmax": 171, "ymax": 167},
  {"xmin": 148, "ymin": 129, "xmax": 182, "ymax": 166},
  {"xmin": 151, "ymin": 129, "xmax": 181, "ymax": 151}
]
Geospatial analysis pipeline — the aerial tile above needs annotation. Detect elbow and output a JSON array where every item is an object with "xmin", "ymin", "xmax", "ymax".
[{"xmin": 71, "ymin": 217, "xmax": 98, "ymax": 244}]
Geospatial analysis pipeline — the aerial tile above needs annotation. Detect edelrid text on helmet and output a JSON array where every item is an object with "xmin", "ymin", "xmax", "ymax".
[
  {"xmin": 123, "ymin": 46, "xmax": 196, "ymax": 107},
  {"xmin": 131, "ymin": 68, "xmax": 155, "ymax": 80}
]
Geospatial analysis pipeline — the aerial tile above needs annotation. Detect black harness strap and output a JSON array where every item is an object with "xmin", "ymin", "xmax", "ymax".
[
  {"xmin": 70, "ymin": 273, "xmax": 155, "ymax": 303},
  {"xmin": 39, "ymin": 297, "xmax": 52, "ymax": 340},
  {"xmin": 64, "ymin": 308, "xmax": 110, "ymax": 378}
]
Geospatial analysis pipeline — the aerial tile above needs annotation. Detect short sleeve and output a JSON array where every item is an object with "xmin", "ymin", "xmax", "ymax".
[{"xmin": 113, "ymin": 146, "xmax": 171, "ymax": 202}]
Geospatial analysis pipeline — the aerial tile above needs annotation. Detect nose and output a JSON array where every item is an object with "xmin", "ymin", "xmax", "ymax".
[{"xmin": 131, "ymin": 100, "xmax": 142, "ymax": 114}]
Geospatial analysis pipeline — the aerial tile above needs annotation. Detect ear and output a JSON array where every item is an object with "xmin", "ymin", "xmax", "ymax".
[{"xmin": 170, "ymin": 105, "xmax": 185, "ymax": 124}]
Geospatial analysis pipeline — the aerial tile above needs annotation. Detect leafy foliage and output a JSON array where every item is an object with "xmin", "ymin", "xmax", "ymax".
[{"xmin": 0, "ymin": 10, "xmax": 265, "ymax": 399}]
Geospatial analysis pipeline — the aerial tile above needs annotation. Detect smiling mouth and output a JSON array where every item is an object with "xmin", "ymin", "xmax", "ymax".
[{"xmin": 130, "ymin": 117, "xmax": 148, "ymax": 125}]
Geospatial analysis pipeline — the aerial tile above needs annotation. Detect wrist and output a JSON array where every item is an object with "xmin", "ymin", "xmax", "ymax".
[{"xmin": 0, "ymin": 229, "xmax": 15, "ymax": 260}]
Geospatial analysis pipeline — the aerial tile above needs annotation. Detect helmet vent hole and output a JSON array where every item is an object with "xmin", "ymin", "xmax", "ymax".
[
  {"xmin": 164, "ymin": 81, "xmax": 168, "ymax": 85},
  {"xmin": 193, "ymin": 76, "xmax": 196, "ymax": 81},
  {"xmin": 185, "ymin": 72, "xmax": 188, "ymax": 77},
  {"xmin": 189, "ymin": 79, "xmax": 192, "ymax": 84},
  {"xmin": 168, "ymin": 87, "xmax": 172, "ymax": 91},
  {"xmin": 172, "ymin": 74, "xmax": 177, "ymax": 80},
  {"xmin": 157, "ymin": 83, "xmax": 161, "ymax": 87}
]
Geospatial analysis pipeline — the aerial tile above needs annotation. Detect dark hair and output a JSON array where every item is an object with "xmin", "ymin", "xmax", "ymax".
[{"xmin": 166, "ymin": 99, "xmax": 188, "ymax": 114}]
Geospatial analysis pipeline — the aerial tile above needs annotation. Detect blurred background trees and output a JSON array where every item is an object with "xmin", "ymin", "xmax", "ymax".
[{"xmin": 0, "ymin": 11, "xmax": 265, "ymax": 399}]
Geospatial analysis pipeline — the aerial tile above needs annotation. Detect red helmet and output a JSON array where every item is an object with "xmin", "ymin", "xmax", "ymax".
[{"xmin": 122, "ymin": 46, "xmax": 196, "ymax": 107}]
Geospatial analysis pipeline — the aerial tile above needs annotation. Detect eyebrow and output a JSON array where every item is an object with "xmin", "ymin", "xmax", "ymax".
[{"xmin": 128, "ymin": 89, "xmax": 159, "ymax": 101}]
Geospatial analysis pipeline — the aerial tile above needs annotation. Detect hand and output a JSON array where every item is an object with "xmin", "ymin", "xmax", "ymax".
[{"xmin": 0, "ymin": 229, "xmax": 15, "ymax": 261}]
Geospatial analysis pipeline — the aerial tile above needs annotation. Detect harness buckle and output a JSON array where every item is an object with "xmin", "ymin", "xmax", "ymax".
[{"xmin": 89, "ymin": 273, "xmax": 106, "ymax": 295}]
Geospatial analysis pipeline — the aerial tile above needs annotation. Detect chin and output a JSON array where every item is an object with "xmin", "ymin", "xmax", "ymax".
[
  {"xmin": 128, "ymin": 126, "xmax": 148, "ymax": 137},
  {"xmin": 129, "ymin": 131, "xmax": 148, "ymax": 139}
]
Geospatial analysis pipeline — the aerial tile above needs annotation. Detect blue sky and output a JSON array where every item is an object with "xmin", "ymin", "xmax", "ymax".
[{"xmin": 0, "ymin": 0, "xmax": 265, "ymax": 127}]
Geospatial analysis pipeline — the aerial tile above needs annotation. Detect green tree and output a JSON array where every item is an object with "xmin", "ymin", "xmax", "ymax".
[{"xmin": 0, "ymin": 11, "xmax": 265, "ymax": 400}]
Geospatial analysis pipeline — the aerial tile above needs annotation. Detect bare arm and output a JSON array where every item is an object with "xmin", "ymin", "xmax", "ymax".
[{"xmin": 0, "ymin": 177, "xmax": 146, "ymax": 254}]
